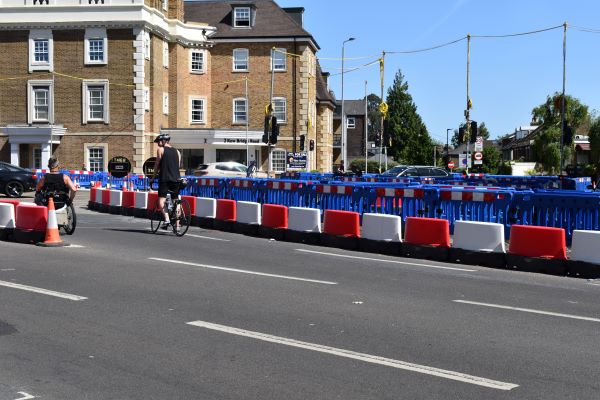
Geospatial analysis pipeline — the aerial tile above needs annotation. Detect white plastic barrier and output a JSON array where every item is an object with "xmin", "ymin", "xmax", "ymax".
[
  {"xmin": 452, "ymin": 221, "xmax": 505, "ymax": 252},
  {"xmin": 196, "ymin": 197, "xmax": 216, "ymax": 218},
  {"xmin": 361, "ymin": 213, "xmax": 402, "ymax": 242},
  {"xmin": 134, "ymin": 191, "xmax": 148, "ymax": 209},
  {"xmin": 109, "ymin": 190, "xmax": 122, "ymax": 207},
  {"xmin": 288, "ymin": 207, "xmax": 321, "ymax": 232},
  {"xmin": 571, "ymin": 230, "xmax": 600, "ymax": 264},
  {"xmin": 236, "ymin": 201, "xmax": 261, "ymax": 225},
  {"xmin": 0, "ymin": 203, "xmax": 16, "ymax": 229}
]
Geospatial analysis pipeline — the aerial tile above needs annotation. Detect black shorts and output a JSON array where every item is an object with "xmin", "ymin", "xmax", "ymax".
[{"xmin": 158, "ymin": 181, "xmax": 180, "ymax": 198}]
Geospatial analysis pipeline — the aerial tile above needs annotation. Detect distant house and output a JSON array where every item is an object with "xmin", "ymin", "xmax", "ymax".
[
  {"xmin": 447, "ymin": 140, "xmax": 499, "ymax": 168},
  {"xmin": 333, "ymin": 99, "xmax": 366, "ymax": 165}
]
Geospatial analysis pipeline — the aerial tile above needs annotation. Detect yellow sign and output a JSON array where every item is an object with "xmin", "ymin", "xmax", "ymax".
[{"xmin": 379, "ymin": 102, "xmax": 389, "ymax": 115}]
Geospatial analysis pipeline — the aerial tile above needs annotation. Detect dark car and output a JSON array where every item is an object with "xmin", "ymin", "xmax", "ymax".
[
  {"xmin": 382, "ymin": 165, "xmax": 449, "ymax": 178},
  {"xmin": 0, "ymin": 161, "xmax": 37, "ymax": 198}
]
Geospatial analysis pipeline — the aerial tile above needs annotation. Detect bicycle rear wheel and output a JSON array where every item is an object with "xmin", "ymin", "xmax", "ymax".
[
  {"xmin": 63, "ymin": 203, "xmax": 77, "ymax": 235},
  {"xmin": 173, "ymin": 199, "xmax": 191, "ymax": 237},
  {"xmin": 150, "ymin": 200, "xmax": 165, "ymax": 233}
]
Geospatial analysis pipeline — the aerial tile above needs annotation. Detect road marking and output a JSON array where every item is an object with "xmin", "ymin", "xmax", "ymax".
[
  {"xmin": 0, "ymin": 280, "xmax": 87, "ymax": 301},
  {"xmin": 14, "ymin": 392, "xmax": 36, "ymax": 400},
  {"xmin": 295, "ymin": 249, "xmax": 477, "ymax": 272},
  {"xmin": 148, "ymin": 258, "xmax": 337, "ymax": 285},
  {"xmin": 186, "ymin": 320, "xmax": 518, "ymax": 391},
  {"xmin": 185, "ymin": 233, "xmax": 231, "ymax": 242},
  {"xmin": 453, "ymin": 300, "xmax": 600, "ymax": 323},
  {"xmin": 0, "ymin": 268, "xmax": 15, "ymax": 271},
  {"xmin": 65, "ymin": 244, "xmax": 85, "ymax": 248}
]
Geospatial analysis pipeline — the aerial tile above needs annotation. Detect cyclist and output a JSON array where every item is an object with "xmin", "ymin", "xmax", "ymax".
[
  {"xmin": 151, "ymin": 133, "xmax": 182, "ymax": 229},
  {"xmin": 35, "ymin": 157, "xmax": 77, "ymax": 206}
]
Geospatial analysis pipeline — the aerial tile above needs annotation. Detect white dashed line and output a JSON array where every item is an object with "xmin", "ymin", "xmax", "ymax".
[{"xmin": 0, "ymin": 280, "xmax": 87, "ymax": 301}]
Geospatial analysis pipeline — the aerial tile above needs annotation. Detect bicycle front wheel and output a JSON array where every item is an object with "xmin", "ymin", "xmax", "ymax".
[
  {"xmin": 173, "ymin": 199, "xmax": 191, "ymax": 237},
  {"xmin": 150, "ymin": 200, "xmax": 165, "ymax": 233},
  {"xmin": 63, "ymin": 203, "xmax": 77, "ymax": 235}
]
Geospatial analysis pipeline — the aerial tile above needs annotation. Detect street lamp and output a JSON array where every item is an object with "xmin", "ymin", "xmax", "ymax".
[
  {"xmin": 446, "ymin": 128, "xmax": 452, "ymax": 167},
  {"xmin": 341, "ymin": 37, "xmax": 355, "ymax": 170}
]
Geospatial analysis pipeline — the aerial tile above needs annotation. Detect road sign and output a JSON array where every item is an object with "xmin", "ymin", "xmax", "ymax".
[
  {"xmin": 459, "ymin": 154, "xmax": 471, "ymax": 168},
  {"xmin": 286, "ymin": 152, "xmax": 307, "ymax": 171},
  {"xmin": 474, "ymin": 136, "xmax": 484, "ymax": 151},
  {"xmin": 108, "ymin": 156, "xmax": 131, "ymax": 178},
  {"xmin": 474, "ymin": 152, "xmax": 483, "ymax": 161},
  {"xmin": 474, "ymin": 160, "xmax": 483, "ymax": 165},
  {"xmin": 447, "ymin": 161, "xmax": 455, "ymax": 169},
  {"xmin": 143, "ymin": 157, "xmax": 157, "ymax": 177}
]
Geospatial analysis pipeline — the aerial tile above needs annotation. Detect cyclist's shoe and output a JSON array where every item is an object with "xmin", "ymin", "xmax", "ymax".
[{"xmin": 160, "ymin": 222, "xmax": 170, "ymax": 230}]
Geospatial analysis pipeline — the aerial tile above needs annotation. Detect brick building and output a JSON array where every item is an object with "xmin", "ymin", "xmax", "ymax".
[
  {"xmin": 0, "ymin": 0, "xmax": 334, "ymax": 174},
  {"xmin": 333, "ymin": 99, "xmax": 366, "ymax": 166},
  {"xmin": 0, "ymin": 0, "xmax": 215, "ymax": 173}
]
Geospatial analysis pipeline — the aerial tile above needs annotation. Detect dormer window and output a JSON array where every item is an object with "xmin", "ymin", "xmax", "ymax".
[{"xmin": 234, "ymin": 7, "xmax": 251, "ymax": 27}]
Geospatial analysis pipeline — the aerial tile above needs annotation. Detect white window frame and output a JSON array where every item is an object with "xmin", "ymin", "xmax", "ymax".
[
  {"xmin": 233, "ymin": 7, "xmax": 251, "ymax": 28},
  {"xmin": 272, "ymin": 97, "xmax": 286, "ymax": 123},
  {"xmin": 190, "ymin": 96, "xmax": 206, "ymax": 124},
  {"xmin": 163, "ymin": 92, "xmax": 169, "ymax": 115},
  {"xmin": 143, "ymin": 30, "xmax": 151, "ymax": 60},
  {"xmin": 189, "ymin": 49, "xmax": 206, "ymax": 74},
  {"xmin": 82, "ymin": 80, "xmax": 110, "ymax": 124},
  {"xmin": 28, "ymin": 29, "xmax": 53, "ymax": 72},
  {"xmin": 27, "ymin": 80, "xmax": 54, "ymax": 124},
  {"xmin": 84, "ymin": 28, "xmax": 107, "ymax": 65},
  {"xmin": 232, "ymin": 97, "xmax": 247, "ymax": 124},
  {"xmin": 85, "ymin": 143, "xmax": 108, "ymax": 172},
  {"xmin": 271, "ymin": 148, "xmax": 286, "ymax": 173},
  {"xmin": 232, "ymin": 48, "xmax": 249, "ymax": 72},
  {"xmin": 347, "ymin": 117, "xmax": 356, "ymax": 129},
  {"xmin": 143, "ymin": 86, "xmax": 150, "ymax": 111},
  {"xmin": 163, "ymin": 41, "xmax": 169, "ymax": 68},
  {"xmin": 271, "ymin": 48, "xmax": 286, "ymax": 71}
]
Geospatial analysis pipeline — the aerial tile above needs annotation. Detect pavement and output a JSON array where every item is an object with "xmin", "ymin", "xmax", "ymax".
[{"xmin": 0, "ymin": 194, "xmax": 599, "ymax": 399}]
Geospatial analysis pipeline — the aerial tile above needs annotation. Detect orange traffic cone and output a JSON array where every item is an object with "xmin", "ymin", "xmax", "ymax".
[{"xmin": 37, "ymin": 197, "xmax": 68, "ymax": 247}]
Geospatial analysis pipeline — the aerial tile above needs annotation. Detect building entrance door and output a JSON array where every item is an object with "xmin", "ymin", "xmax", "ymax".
[{"xmin": 216, "ymin": 149, "xmax": 246, "ymax": 165}]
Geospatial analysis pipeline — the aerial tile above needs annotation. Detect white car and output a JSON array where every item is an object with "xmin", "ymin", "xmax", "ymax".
[{"xmin": 193, "ymin": 162, "xmax": 266, "ymax": 178}]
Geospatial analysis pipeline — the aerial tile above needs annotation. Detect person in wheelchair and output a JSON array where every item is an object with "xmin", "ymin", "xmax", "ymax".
[{"xmin": 35, "ymin": 157, "xmax": 78, "ymax": 208}]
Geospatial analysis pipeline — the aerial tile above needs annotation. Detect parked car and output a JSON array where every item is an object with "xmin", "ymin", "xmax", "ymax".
[
  {"xmin": 382, "ymin": 165, "xmax": 449, "ymax": 178},
  {"xmin": 0, "ymin": 161, "xmax": 37, "ymax": 198},
  {"xmin": 193, "ymin": 162, "xmax": 267, "ymax": 178}
]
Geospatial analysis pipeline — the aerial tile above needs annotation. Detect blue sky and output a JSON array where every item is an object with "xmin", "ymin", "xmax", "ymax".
[{"xmin": 276, "ymin": 0, "xmax": 600, "ymax": 143}]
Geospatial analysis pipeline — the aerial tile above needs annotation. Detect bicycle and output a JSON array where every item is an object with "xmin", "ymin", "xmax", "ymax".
[
  {"xmin": 149, "ymin": 188, "xmax": 191, "ymax": 237},
  {"xmin": 36, "ymin": 190, "xmax": 77, "ymax": 235}
]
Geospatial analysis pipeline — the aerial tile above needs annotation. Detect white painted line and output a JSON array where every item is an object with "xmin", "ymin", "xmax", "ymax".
[
  {"xmin": 14, "ymin": 392, "xmax": 36, "ymax": 400},
  {"xmin": 66, "ymin": 244, "xmax": 85, "ymax": 248},
  {"xmin": 0, "ymin": 268, "xmax": 15, "ymax": 271},
  {"xmin": 185, "ymin": 233, "xmax": 231, "ymax": 242},
  {"xmin": 453, "ymin": 300, "xmax": 600, "ymax": 323},
  {"xmin": 186, "ymin": 320, "xmax": 518, "ymax": 391},
  {"xmin": 148, "ymin": 257, "xmax": 337, "ymax": 285},
  {"xmin": 295, "ymin": 249, "xmax": 477, "ymax": 272},
  {"xmin": 0, "ymin": 280, "xmax": 87, "ymax": 301}
]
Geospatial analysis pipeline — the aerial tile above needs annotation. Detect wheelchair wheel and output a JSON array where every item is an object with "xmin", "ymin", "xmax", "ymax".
[{"xmin": 63, "ymin": 203, "xmax": 77, "ymax": 235}]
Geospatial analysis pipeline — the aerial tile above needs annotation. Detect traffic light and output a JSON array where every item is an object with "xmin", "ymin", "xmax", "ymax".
[
  {"xmin": 375, "ymin": 131, "xmax": 381, "ymax": 147},
  {"xmin": 309, "ymin": 139, "xmax": 315, "ymax": 151},
  {"xmin": 470, "ymin": 121, "xmax": 477, "ymax": 143},
  {"xmin": 299, "ymin": 134, "xmax": 306, "ymax": 151},
  {"xmin": 563, "ymin": 120, "xmax": 574, "ymax": 145},
  {"xmin": 459, "ymin": 127, "xmax": 465, "ymax": 143},
  {"xmin": 383, "ymin": 120, "xmax": 392, "ymax": 147},
  {"xmin": 262, "ymin": 116, "xmax": 270, "ymax": 144},
  {"xmin": 270, "ymin": 116, "xmax": 279, "ymax": 144}
]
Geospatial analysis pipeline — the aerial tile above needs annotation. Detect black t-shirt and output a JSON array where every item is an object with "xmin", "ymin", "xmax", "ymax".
[
  {"xmin": 158, "ymin": 146, "xmax": 180, "ymax": 183},
  {"xmin": 43, "ymin": 173, "xmax": 67, "ymax": 193}
]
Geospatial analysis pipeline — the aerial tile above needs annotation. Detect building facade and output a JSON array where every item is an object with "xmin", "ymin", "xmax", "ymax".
[
  {"xmin": 0, "ymin": 0, "xmax": 334, "ymax": 174},
  {"xmin": 333, "ymin": 99, "xmax": 366, "ymax": 167}
]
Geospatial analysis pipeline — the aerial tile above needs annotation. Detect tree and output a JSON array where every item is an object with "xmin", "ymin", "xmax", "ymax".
[
  {"xmin": 385, "ymin": 70, "xmax": 433, "ymax": 165},
  {"xmin": 589, "ymin": 117, "xmax": 600, "ymax": 165},
  {"xmin": 366, "ymin": 93, "xmax": 382, "ymax": 140},
  {"xmin": 481, "ymin": 146, "xmax": 501, "ymax": 173},
  {"xmin": 532, "ymin": 126, "xmax": 572, "ymax": 174},
  {"xmin": 451, "ymin": 121, "xmax": 490, "ymax": 147}
]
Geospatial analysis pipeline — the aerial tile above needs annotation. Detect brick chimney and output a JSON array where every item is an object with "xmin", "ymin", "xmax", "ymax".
[{"xmin": 168, "ymin": 0, "xmax": 185, "ymax": 21}]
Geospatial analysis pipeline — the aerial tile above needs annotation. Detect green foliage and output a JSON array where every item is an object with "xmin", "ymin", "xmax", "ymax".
[
  {"xmin": 497, "ymin": 162, "xmax": 513, "ymax": 175},
  {"xmin": 366, "ymin": 93, "xmax": 382, "ymax": 139},
  {"xmin": 532, "ymin": 126, "xmax": 572, "ymax": 174},
  {"xmin": 481, "ymin": 146, "xmax": 501, "ymax": 174},
  {"xmin": 451, "ymin": 121, "xmax": 490, "ymax": 147},
  {"xmin": 532, "ymin": 93, "xmax": 590, "ymax": 130},
  {"xmin": 385, "ymin": 70, "xmax": 434, "ymax": 165},
  {"xmin": 588, "ymin": 117, "xmax": 600, "ymax": 165}
]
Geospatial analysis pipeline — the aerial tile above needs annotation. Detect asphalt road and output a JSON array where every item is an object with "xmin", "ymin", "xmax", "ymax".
[{"xmin": 1, "ymin": 194, "xmax": 600, "ymax": 399}]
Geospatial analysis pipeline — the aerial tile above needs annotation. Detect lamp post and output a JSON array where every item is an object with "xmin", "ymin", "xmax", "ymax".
[
  {"xmin": 446, "ymin": 128, "xmax": 452, "ymax": 168},
  {"xmin": 341, "ymin": 37, "xmax": 355, "ymax": 170}
]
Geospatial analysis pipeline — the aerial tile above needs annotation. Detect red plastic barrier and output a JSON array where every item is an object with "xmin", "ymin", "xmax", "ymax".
[
  {"xmin": 90, "ymin": 188, "xmax": 97, "ymax": 203},
  {"xmin": 181, "ymin": 195, "xmax": 196, "ymax": 215},
  {"xmin": 101, "ymin": 189, "xmax": 110, "ymax": 205},
  {"xmin": 262, "ymin": 204, "xmax": 288, "ymax": 229},
  {"xmin": 15, "ymin": 204, "xmax": 47, "ymax": 232},
  {"xmin": 323, "ymin": 210, "xmax": 360, "ymax": 237},
  {"xmin": 216, "ymin": 199, "xmax": 236, "ymax": 221},
  {"xmin": 122, "ymin": 191, "xmax": 135, "ymax": 208},
  {"xmin": 147, "ymin": 192, "xmax": 159, "ymax": 211},
  {"xmin": 0, "ymin": 199, "xmax": 21, "ymax": 209},
  {"xmin": 508, "ymin": 225, "xmax": 566, "ymax": 260},
  {"xmin": 404, "ymin": 217, "xmax": 451, "ymax": 247}
]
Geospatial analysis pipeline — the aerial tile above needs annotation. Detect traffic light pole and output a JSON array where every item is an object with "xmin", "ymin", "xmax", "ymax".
[
  {"xmin": 268, "ymin": 48, "xmax": 275, "ymax": 178},
  {"xmin": 465, "ymin": 34, "xmax": 471, "ymax": 174},
  {"xmin": 379, "ymin": 52, "xmax": 385, "ymax": 173},
  {"xmin": 559, "ymin": 22, "xmax": 567, "ymax": 174}
]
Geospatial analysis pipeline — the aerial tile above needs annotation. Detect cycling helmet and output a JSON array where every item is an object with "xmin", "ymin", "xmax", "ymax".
[{"xmin": 153, "ymin": 133, "xmax": 171, "ymax": 143}]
